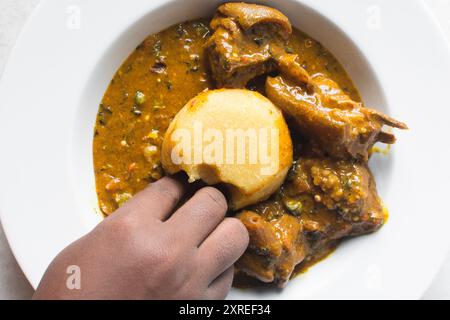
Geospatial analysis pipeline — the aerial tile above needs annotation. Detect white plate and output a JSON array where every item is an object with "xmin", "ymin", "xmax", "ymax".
[{"xmin": 1, "ymin": 0, "xmax": 449, "ymax": 300}]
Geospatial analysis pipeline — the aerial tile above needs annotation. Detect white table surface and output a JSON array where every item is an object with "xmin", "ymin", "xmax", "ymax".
[{"xmin": 0, "ymin": 0, "xmax": 449, "ymax": 300}]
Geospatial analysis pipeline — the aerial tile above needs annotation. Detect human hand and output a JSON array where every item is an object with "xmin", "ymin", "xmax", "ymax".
[{"xmin": 33, "ymin": 176, "xmax": 249, "ymax": 300}]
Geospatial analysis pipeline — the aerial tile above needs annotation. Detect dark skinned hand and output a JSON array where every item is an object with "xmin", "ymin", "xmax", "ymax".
[{"xmin": 33, "ymin": 176, "xmax": 249, "ymax": 300}]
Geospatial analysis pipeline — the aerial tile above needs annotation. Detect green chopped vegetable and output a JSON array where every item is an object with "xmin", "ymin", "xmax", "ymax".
[
  {"xmin": 146, "ymin": 129, "xmax": 159, "ymax": 140},
  {"xmin": 152, "ymin": 40, "xmax": 162, "ymax": 58},
  {"xmin": 134, "ymin": 91, "xmax": 146, "ymax": 105},
  {"xmin": 284, "ymin": 199, "xmax": 303, "ymax": 215},
  {"xmin": 285, "ymin": 46, "xmax": 294, "ymax": 54}
]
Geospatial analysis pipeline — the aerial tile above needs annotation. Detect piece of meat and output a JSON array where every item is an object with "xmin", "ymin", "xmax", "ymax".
[
  {"xmin": 266, "ymin": 73, "xmax": 408, "ymax": 161},
  {"xmin": 236, "ymin": 210, "xmax": 306, "ymax": 287},
  {"xmin": 216, "ymin": 2, "xmax": 292, "ymax": 38},
  {"xmin": 283, "ymin": 150, "xmax": 386, "ymax": 235},
  {"xmin": 205, "ymin": 3, "xmax": 292, "ymax": 88},
  {"xmin": 275, "ymin": 53, "xmax": 312, "ymax": 85},
  {"xmin": 235, "ymin": 149, "xmax": 386, "ymax": 287},
  {"xmin": 204, "ymin": 25, "xmax": 275, "ymax": 88}
]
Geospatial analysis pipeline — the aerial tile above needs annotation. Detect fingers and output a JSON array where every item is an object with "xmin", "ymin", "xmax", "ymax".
[
  {"xmin": 198, "ymin": 218, "xmax": 249, "ymax": 283},
  {"xmin": 121, "ymin": 176, "xmax": 186, "ymax": 221},
  {"xmin": 204, "ymin": 266, "xmax": 234, "ymax": 300},
  {"xmin": 167, "ymin": 187, "xmax": 228, "ymax": 246}
]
